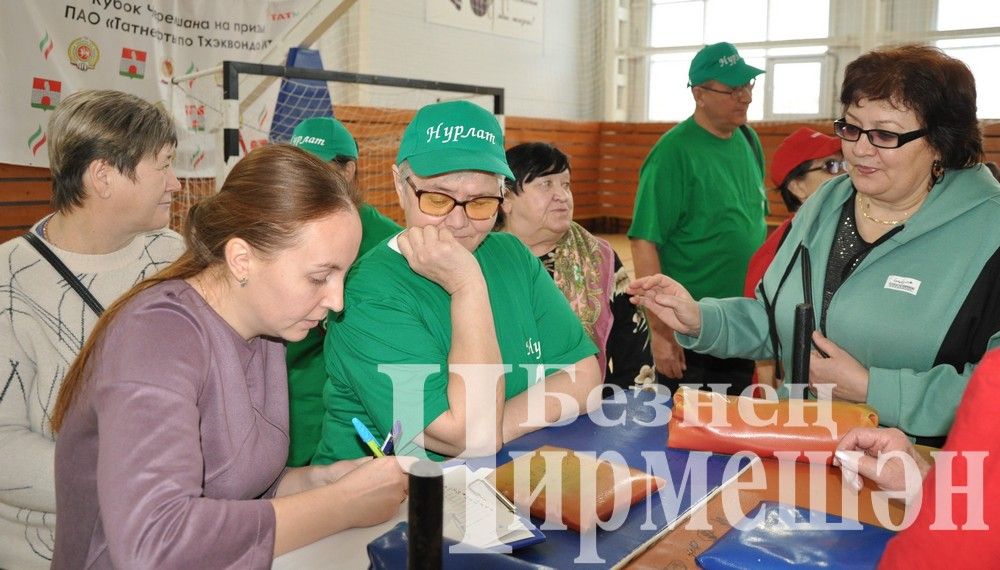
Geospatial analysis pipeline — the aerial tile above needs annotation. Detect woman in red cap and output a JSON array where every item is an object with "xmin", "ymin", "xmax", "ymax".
[{"xmin": 744, "ymin": 127, "xmax": 846, "ymax": 298}]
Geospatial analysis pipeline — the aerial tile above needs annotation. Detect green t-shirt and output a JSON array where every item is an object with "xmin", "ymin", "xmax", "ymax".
[
  {"xmin": 358, "ymin": 202, "xmax": 402, "ymax": 255},
  {"xmin": 312, "ymin": 232, "xmax": 597, "ymax": 463},
  {"xmin": 627, "ymin": 117, "xmax": 767, "ymax": 300},
  {"xmin": 284, "ymin": 202, "xmax": 400, "ymax": 467}
]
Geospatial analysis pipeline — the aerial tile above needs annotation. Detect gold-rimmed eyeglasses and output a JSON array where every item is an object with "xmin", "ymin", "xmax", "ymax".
[{"xmin": 405, "ymin": 177, "xmax": 503, "ymax": 220}]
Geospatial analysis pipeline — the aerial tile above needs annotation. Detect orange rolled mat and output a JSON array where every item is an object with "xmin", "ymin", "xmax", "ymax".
[{"xmin": 667, "ymin": 386, "xmax": 879, "ymax": 463}]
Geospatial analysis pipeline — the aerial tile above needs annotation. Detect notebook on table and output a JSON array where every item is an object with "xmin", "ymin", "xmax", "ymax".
[
  {"xmin": 464, "ymin": 387, "xmax": 754, "ymax": 569},
  {"xmin": 442, "ymin": 465, "xmax": 545, "ymax": 551}
]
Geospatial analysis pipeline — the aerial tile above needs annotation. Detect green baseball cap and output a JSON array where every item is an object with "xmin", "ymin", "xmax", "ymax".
[
  {"xmin": 290, "ymin": 116, "xmax": 358, "ymax": 161},
  {"xmin": 396, "ymin": 100, "xmax": 514, "ymax": 179},
  {"xmin": 688, "ymin": 42, "xmax": 764, "ymax": 88}
]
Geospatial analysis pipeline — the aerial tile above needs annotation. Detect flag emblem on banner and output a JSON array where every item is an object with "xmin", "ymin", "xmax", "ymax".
[
  {"xmin": 192, "ymin": 147, "xmax": 205, "ymax": 169},
  {"xmin": 31, "ymin": 77, "xmax": 62, "ymax": 110},
  {"xmin": 186, "ymin": 104, "xmax": 205, "ymax": 132},
  {"xmin": 119, "ymin": 48, "xmax": 147, "ymax": 79},
  {"xmin": 38, "ymin": 32, "xmax": 53, "ymax": 59},
  {"xmin": 184, "ymin": 61, "xmax": 197, "ymax": 88},
  {"xmin": 28, "ymin": 125, "xmax": 47, "ymax": 155},
  {"xmin": 67, "ymin": 37, "xmax": 100, "ymax": 71}
]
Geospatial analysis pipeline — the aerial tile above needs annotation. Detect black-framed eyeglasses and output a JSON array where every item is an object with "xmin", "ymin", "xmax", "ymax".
[
  {"xmin": 805, "ymin": 159, "xmax": 849, "ymax": 176},
  {"xmin": 695, "ymin": 78, "xmax": 755, "ymax": 99},
  {"xmin": 404, "ymin": 177, "xmax": 503, "ymax": 220},
  {"xmin": 833, "ymin": 119, "xmax": 927, "ymax": 149}
]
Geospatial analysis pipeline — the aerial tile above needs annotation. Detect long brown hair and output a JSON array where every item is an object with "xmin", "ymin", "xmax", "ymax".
[{"xmin": 51, "ymin": 144, "xmax": 359, "ymax": 431}]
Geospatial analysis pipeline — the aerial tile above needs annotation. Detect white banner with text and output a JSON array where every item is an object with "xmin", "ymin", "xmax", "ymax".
[{"xmin": 0, "ymin": 0, "xmax": 315, "ymax": 175}]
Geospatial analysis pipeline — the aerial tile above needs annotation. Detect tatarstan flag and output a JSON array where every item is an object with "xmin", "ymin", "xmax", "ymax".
[
  {"xmin": 119, "ymin": 48, "xmax": 146, "ymax": 79},
  {"xmin": 192, "ymin": 147, "xmax": 205, "ymax": 169},
  {"xmin": 31, "ymin": 77, "xmax": 61, "ymax": 110},
  {"xmin": 28, "ymin": 125, "xmax": 46, "ymax": 155},
  {"xmin": 38, "ymin": 31, "xmax": 53, "ymax": 59}
]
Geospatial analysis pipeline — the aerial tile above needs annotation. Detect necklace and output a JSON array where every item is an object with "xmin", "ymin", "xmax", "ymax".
[
  {"xmin": 859, "ymin": 196, "xmax": 913, "ymax": 226},
  {"xmin": 41, "ymin": 215, "xmax": 55, "ymax": 244}
]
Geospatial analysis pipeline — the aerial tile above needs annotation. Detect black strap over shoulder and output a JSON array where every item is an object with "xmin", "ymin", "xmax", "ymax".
[
  {"xmin": 22, "ymin": 231, "xmax": 105, "ymax": 317},
  {"xmin": 757, "ymin": 242, "xmax": 824, "ymax": 382},
  {"xmin": 739, "ymin": 124, "xmax": 765, "ymax": 175},
  {"xmin": 758, "ymin": 244, "xmax": 802, "ymax": 381}
]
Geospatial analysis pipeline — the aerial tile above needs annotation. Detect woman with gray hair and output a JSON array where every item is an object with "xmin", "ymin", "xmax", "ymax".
[{"xmin": 0, "ymin": 90, "xmax": 185, "ymax": 569}]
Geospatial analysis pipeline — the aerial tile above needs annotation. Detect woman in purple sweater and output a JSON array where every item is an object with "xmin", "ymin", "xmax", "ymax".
[{"xmin": 49, "ymin": 144, "xmax": 409, "ymax": 569}]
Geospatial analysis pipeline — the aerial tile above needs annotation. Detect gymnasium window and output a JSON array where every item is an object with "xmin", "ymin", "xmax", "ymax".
[
  {"xmin": 935, "ymin": 0, "xmax": 1000, "ymax": 119},
  {"xmin": 647, "ymin": 0, "xmax": 830, "ymax": 121},
  {"xmin": 643, "ymin": 0, "xmax": 1000, "ymax": 121}
]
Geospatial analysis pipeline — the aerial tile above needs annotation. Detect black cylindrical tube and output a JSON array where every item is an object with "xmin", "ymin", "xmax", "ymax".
[
  {"xmin": 407, "ymin": 460, "xmax": 443, "ymax": 570},
  {"xmin": 792, "ymin": 303, "xmax": 814, "ymax": 385}
]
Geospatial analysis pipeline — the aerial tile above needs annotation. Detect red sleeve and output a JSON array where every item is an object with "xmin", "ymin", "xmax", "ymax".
[
  {"xmin": 879, "ymin": 349, "xmax": 1000, "ymax": 567},
  {"xmin": 743, "ymin": 218, "xmax": 793, "ymax": 298}
]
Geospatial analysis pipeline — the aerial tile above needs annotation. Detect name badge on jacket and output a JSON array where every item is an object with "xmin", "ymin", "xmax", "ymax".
[{"xmin": 884, "ymin": 275, "xmax": 921, "ymax": 295}]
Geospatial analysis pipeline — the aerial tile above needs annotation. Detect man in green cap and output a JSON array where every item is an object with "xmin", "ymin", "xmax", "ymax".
[
  {"xmin": 284, "ymin": 115, "xmax": 401, "ymax": 466},
  {"xmin": 628, "ymin": 42, "xmax": 767, "ymax": 396},
  {"xmin": 289, "ymin": 116, "xmax": 402, "ymax": 254},
  {"xmin": 312, "ymin": 100, "xmax": 600, "ymax": 462}
]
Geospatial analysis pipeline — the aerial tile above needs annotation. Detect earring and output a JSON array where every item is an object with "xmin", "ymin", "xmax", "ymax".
[
  {"xmin": 238, "ymin": 276, "xmax": 248, "ymax": 288},
  {"xmin": 931, "ymin": 160, "xmax": 944, "ymax": 187}
]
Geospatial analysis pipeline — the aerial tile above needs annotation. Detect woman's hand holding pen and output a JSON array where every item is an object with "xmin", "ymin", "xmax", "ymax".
[
  {"xmin": 627, "ymin": 274, "xmax": 702, "ymax": 336},
  {"xmin": 335, "ymin": 457, "xmax": 412, "ymax": 528},
  {"xmin": 274, "ymin": 457, "xmax": 403, "ymax": 497},
  {"xmin": 270, "ymin": 456, "xmax": 416, "ymax": 554}
]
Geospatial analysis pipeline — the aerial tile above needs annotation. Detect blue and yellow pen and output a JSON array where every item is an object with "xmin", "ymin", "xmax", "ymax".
[
  {"xmin": 381, "ymin": 420, "xmax": 402, "ymax": 455},
  {"xmin": 352, "ymin": 417, "xmax": 385, "ymax": 458}
]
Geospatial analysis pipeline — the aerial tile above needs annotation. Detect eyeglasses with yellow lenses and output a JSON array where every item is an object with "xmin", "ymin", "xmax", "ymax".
[{"xmin": 405, "ymin": 177, "xmax": 503, "ymax": 220}]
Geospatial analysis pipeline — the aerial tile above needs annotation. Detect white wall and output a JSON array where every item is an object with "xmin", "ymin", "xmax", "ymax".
[{"xmin": 318, "ymin": 0, "xmax": 601, "ymax": 120}]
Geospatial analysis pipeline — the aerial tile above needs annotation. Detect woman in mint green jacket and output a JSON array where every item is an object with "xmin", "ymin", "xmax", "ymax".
[{"xmin": 629, "ymin": 45, "xmax": 1000, "ymax": 447}]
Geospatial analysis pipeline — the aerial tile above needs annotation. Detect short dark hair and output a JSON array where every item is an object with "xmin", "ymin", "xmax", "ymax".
[
  {"xmin": 840, "ymin": 44, "xmax": 983, "ymax": 169},
  {"xmin": 329, "ymin": 156, "xmax": 358, "ymax": 184},
  {"xmin": 505, "ymin": 142, "xmax": 571, "ymax": 193},
  {"xmin": 497, "ymin": 142, "xmax": 571, "ymax": 228},
  {"xmin": 778, "ymin": 161, "xmax": 813, "ymax": 212}
]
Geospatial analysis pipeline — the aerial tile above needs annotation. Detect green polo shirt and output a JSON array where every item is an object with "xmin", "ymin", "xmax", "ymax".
[
  {"xmin": 628, "ymin": 117, "xmax": 766, "ymax": 300},
  {"xmin": 284, "ymin": 203, "xmax": 400, "ymax": 467},
  {"xmin": 357, "ymin": 203, "xmax": 402, "ymax": 256},
  {"xmin": 313, "ymin": 232, "xmax": 597, "ymax": 462}
]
